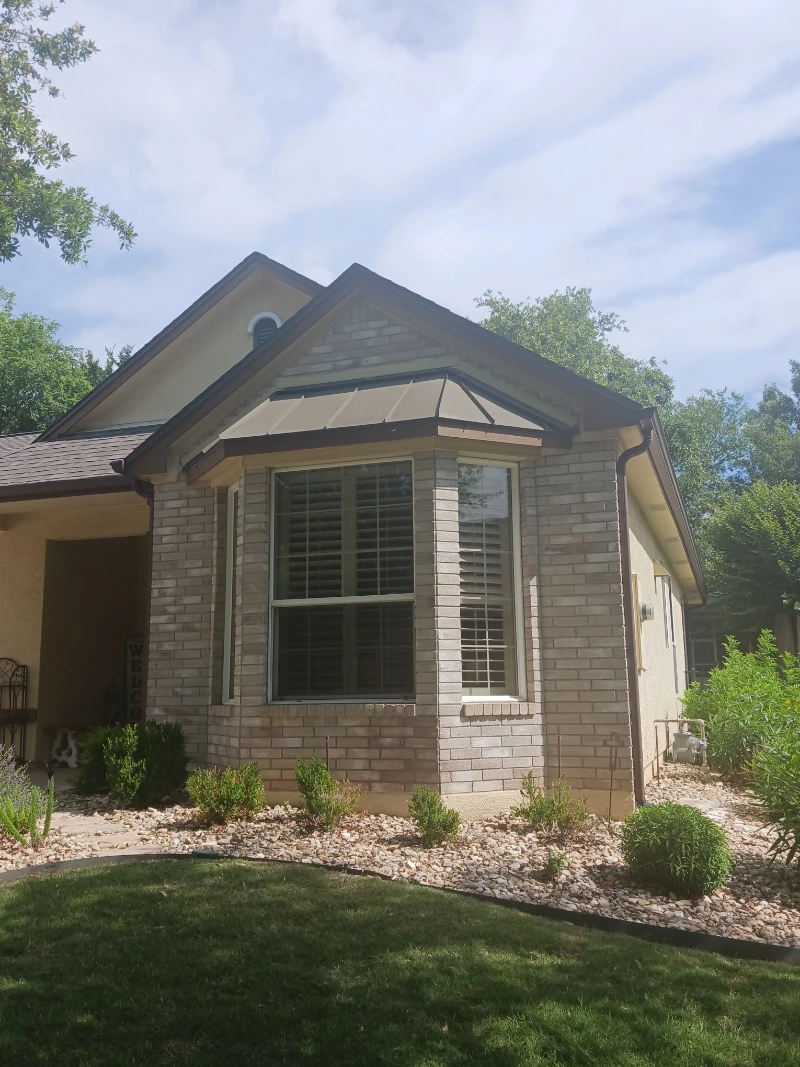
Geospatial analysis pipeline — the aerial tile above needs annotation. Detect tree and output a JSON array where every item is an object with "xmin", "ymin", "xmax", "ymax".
[
  {"xmin": 0, "ymin": 0, "xmax": 135, "ymax": 263},
  {"xmin": 663, "ymin": 389, "xmax": 749, "ymax": 530},
  {"xmin": 476, "ymin": 286, "xmax": 674, "ymax": 410},
  {"xmin": 0, "ymin": 287, "xmax": 109, "ymax": 432},
  {"xmin": 744, "ymin": 361, "xmax": 800, "ymax": 485},
  {"xmin": 704, "ymin": 482, "xmax": 800, "ymax": 650}
]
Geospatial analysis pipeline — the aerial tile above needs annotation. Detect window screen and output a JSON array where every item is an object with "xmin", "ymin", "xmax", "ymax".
[
  {"xmin": 272, "ymin": 461, "xmax": 414, "ymax": 700},
  {"xmin": 458, "ymin": 463, "xmax": 519, "ymax": 696}
]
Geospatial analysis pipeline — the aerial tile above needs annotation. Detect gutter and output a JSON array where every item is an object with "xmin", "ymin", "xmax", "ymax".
[{"xmin": 616, "ymin": 415, "xmax": 654, "ymax": 807}]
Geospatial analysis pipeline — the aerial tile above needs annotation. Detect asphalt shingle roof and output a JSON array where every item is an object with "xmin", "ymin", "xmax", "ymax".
[{"xmin": 0, "ymin": 430, "xmax": 152, "ymax": 489}]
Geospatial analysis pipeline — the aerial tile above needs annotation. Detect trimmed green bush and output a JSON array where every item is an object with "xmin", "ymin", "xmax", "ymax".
[
  {"xmin": 621, "ymin": 803, "xmax": 733, "ymax": 897},
  {"xmin": 104, "ymin": 726, "xmax": 146, "ymax": 807},
  {"xmin": 751, "ymin": 720, "xmax": 800, "ymax": 867},
  {"xmin": 73, "ymin": 725, "xmax": 118, "ymax": 795},
  {"xmin": 682, "ymin": 631, "xmax": 800, "ymax": 775},
  {"xmin": 512, "ymin": 774, "xmax": 588, "ymax": 838},
  {"xmin": 407, "ymin": 786, "xmax": 460, "ymax": 847},
  {"xmin": 140, "ymin": 721, "xmax": 188, "ymax": 805},
  {"xmin": 98, "ymin": 721, "xmax": 188, "ymax": 808},
  {"xmin": 295, "ymin": 757, "xmax": 362, "ymax": 829},
  {"xmin": 187, "ymin": 763, "xmax": 266, "ymax": 824}
]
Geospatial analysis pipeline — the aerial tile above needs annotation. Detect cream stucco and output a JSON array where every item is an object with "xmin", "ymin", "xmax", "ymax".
[
  {"xmin": 0, "ymin": 495, "xmax": 150, "ymax": 756},
  {"xmin": 74, "ymin": 269, "xmax": 313, "ymax": 433},
  {"xmin": 627, "ymin": 491, "xmax": 688, "ymax": 783}
]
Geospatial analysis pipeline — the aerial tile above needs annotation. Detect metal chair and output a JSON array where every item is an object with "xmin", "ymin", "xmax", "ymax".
[{"xmin": 0, "ymin": 658, "xmax": 34, "ymax": 761}]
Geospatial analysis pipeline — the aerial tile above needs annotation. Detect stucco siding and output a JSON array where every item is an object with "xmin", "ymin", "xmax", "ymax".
[
  {"xmin": 627, "ymin": 492, "xmax": 687, "ymax": 783},
  {"xmin": 77, "ymin": 271, "xmax": 313, "ymax": 433},
  {"xmin": 0, "ymin": 496, "xmax": 150, "ymax": 755}
]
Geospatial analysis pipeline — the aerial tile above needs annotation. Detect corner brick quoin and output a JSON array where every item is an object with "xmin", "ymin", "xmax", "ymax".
[{"xmin": 146, "ymin": 431, "xmax": 635, "ymax": 816}]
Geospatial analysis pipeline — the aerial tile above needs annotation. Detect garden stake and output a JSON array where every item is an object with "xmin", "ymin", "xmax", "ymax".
[
  {"xmin": 325, "ymin": 736, "xmax": 330, "ymax": 771},
  {"xmin": 557, "ymin": 733, "xmax": 562, "ymax": 780},
  {"xmin": 655, "ymin": 725, "xmax": 660, "ymax": 785}
]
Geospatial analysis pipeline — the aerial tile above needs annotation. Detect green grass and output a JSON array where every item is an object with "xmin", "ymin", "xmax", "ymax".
[{"xmin": 0, "ymin": 860, "xmax": 798, "ymax": 1067}]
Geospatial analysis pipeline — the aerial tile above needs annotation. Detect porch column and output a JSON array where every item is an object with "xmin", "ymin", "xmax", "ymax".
[{"xmin": 146, "ymin": 481, "xmax": 217, "ymax": 762}]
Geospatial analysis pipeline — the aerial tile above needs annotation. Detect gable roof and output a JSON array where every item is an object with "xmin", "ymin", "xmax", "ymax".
[
  {"xmin": 38, "ymin": 253, "xmax": 323, "ymax": 443},
  {"xmin": 0, "ymin": 430, "xmax": 151, "ymax": 502},
  {"xmin": 121, "ymin": 262, "xmax": 646, "ymax": 478}
]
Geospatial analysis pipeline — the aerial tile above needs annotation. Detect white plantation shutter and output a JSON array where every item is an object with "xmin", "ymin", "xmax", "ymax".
[
  {"xmin": 273, "ymin": 461, "xmax": 414, "ymax": 700},
  {"xmin": 458, "ymin": 463, "xmax": 519, "ymax": 696}
]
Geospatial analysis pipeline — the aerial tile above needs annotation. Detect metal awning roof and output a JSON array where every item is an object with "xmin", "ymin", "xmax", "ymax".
[{"xmin": 219, "ymin": 372, "xmax": 558, "ymax": 442}]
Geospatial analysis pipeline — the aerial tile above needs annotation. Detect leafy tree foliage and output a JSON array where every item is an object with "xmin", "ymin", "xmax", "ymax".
[
  {"xmin": 663, "ymin": 389, "xmax": 749, "ymax": 529},
  {"xmin": 703, "ymin": 481, "xmax": 800, "ymax": 637},
  {"xmin": 0, "ymin": 0, "xmax": 135, "ymax": 262},
  {"xmin": 745, "ymin": 361, "xmax": 800, "ymax": 485},
  {"xmin": 0, "ymin": 288, "xmax": 122, "ymax": 432},
  {"xmin": 476, "ymin": 287, "xmax": 674, "ymax": 410}
]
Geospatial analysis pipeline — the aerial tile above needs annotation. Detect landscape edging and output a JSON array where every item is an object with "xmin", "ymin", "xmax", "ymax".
[{"xmin": 1, "ymin": 851, "xmax": 797, "ymax": 967}]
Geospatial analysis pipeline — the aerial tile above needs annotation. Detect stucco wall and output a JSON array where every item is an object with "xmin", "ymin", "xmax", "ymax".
[
  {"xmin": 76, "ymin": 270, "xmax": 313, "ymax": 433},
  {"xmin": 627, "ymin": 492, "xmax": 687, "ymax": 782},
  {"xmin": 0, "ymin": 495, "xmax": 150, "ymax": 756}
]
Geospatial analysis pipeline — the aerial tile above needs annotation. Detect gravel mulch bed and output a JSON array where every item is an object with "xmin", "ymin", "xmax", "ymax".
[{"xmin": 2, "ymin": 764, "xmax": 798, "ymax": 947}]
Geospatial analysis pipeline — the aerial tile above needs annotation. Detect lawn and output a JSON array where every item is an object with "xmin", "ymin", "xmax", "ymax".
[{"xmin": 0, "ymin": 860, "xmax": 797, "ymax": 1067}]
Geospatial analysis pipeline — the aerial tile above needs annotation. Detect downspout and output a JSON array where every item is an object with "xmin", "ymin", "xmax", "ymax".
[
  {"xmin": 616, "ymin": 418, "xmax": 654, "ymax": 807},
  {"xmin": 112, "ymin": 461, "xmax": 154, "ymax": 724}
]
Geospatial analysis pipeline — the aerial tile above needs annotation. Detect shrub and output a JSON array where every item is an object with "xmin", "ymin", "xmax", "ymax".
[
  {"xmin": 751, "ymin": 720, "xmax": 800, "ymax": 867},
  {"xmin": 682, "ymin": 631, "xmax": 800, "ymax": 775},
  {"xmin": 73, "ymin": 725, "xmax": 118, "ymax": 795},
  {"xmin": 102, "ymin": 721, "xmax": 187, "ymax": 808},
  {"xmin": 295, "ymin": 757, "xmax": 362, "ymax": 830},
  {"xmin": 407, "ymin": 786, "xmax": 460, "ymax": 847},
  {"xmin": 0, "ymin": 748, "xmax": 54, "ymax": 847},
  {"xmin": 187, "ymin": 763, "xmax": 266, "ymax": 824},
  {"xmin": 621, "ymin": 803, "xmax": 733, "ymax": 897},
  {"xmin": 140, "ymin": 721, "xmax": 188, "ymax": 805},
  {"xmin": 512, "ymin": 774, "xmax": 588, "ymax": 839},
  {"xmin": 542, "ymin": 849, "xmax": 566, "ymax": 880},
  {"xmin": 104, "ymin": 726, "xmax": 146, "ymax": 807}
]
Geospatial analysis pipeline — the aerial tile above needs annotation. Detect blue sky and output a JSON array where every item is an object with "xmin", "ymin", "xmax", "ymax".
[{"xmin": 2, "ymin": 0, "xmax": 800, "ymax": 400}]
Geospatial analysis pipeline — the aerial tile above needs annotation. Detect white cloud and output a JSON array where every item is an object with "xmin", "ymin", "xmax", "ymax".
[{"xmin": 1, "ymin": 0, "xmax": 799, "ymax": 398}]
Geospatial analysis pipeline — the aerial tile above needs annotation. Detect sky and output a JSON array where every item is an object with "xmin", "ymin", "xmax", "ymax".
[{"xmin": 3, "ymin": 0, "xmax": 800, "ymax": 401}]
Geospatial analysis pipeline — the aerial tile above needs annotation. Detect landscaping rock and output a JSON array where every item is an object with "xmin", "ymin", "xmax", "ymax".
[{"xmin": 1, "ymin": 764, "xmax": 797, "ymax": 947}]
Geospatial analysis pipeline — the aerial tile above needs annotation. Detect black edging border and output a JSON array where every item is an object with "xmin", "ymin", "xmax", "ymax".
[{"xmin": 1, "ymin": 851, "xmax": 798, "ymax": 967}]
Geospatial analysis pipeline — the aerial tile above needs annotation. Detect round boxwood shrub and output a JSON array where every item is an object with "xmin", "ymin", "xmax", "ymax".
[{"xmin": 621, "ymin": 802, "xmax": 733, "ymax": 897}]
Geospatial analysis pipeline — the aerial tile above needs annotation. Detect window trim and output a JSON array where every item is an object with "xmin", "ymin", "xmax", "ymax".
[
  {"xmin": 221, "ymin": 483, "xmax": 239, "ymax": 705},
  {"xmin": 457, "ymin": 456, "xmax": 527, "ymax": 702},
  {"xmin": 247, "ymin": 311, "xmax": 283, "ymax": 334},
  {"xmin": 268, "ymin": 456, "xmax": 416, "ymax": 704}
]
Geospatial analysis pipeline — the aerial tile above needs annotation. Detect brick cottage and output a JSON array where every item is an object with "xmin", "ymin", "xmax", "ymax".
[{"xmin": 0, "ymin": 254, "xmax": 703, "ymax": 816}]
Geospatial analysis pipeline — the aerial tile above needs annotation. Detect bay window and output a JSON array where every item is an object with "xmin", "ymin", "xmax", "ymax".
[
  {"xmin": 222, "ymin": 485, "xmax": 239, "ymax": 704},
  {"xmin": 458, "ymin": 462, "xmax": 521, "ymax": 697},
  {"xmin": 271, "ymin": 461, "xmax": 414, "ymax": 700}
]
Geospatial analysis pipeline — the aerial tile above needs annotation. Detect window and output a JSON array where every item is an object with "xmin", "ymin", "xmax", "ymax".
[
  {"xmin": 458, "ymin": 462, "xmax": 521, "ymax": 697},
  {"xmin": 222, "ymin": 485, "xmax": 240, "ymax": 703},
  {"xmin": 253, "ymin": 316, "xmax": 278, "ymax": 348},
  {"xmin": 660, "ymin": 575, "xmax": 674, "ymax": 648},
  {"xmin": 271, "ymin": 461, "xmax": 414, "ymax": 700}
]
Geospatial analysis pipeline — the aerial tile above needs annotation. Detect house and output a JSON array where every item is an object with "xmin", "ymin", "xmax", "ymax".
[{"xmin": 0, "ymin": 254, "xmax": 704, "ymax": 816}]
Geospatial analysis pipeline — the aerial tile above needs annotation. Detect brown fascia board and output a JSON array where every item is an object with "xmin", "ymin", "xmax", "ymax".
[
  {"xmin": 37, "ymin": 253, "xmax": 324, "ymax": 443},
  {"xmin": 0, "ymin": 475, "xmax": 133, "ymax": 504},
  {"xmin": 644, "ymin": 411, "xmax": 706, "ymax": 600},
  {"xmin": 185, "ymin": 420, "xmax": 572, "ymax": 484}
]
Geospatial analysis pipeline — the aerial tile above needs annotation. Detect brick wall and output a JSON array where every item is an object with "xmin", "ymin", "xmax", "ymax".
[
  {"xmin": 147, "ymin": 482, "xmax": 217, "ymax": 761},
  {"xmin": 281, "ymin": 302, "xmax": 452, "ymax": 379},
  {"xmin": 534, "ymin": 439, "xmax": 635, "ymax": 806}
]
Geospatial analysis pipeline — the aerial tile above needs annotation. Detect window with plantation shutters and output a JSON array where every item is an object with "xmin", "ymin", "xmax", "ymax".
[
  {"xmin": 458, "ymin": 463, "xmax": 520, "ymax": 697},
  {"xmin": 272, "ymin": 461, "xmax": 414, "ymax": 700}
]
